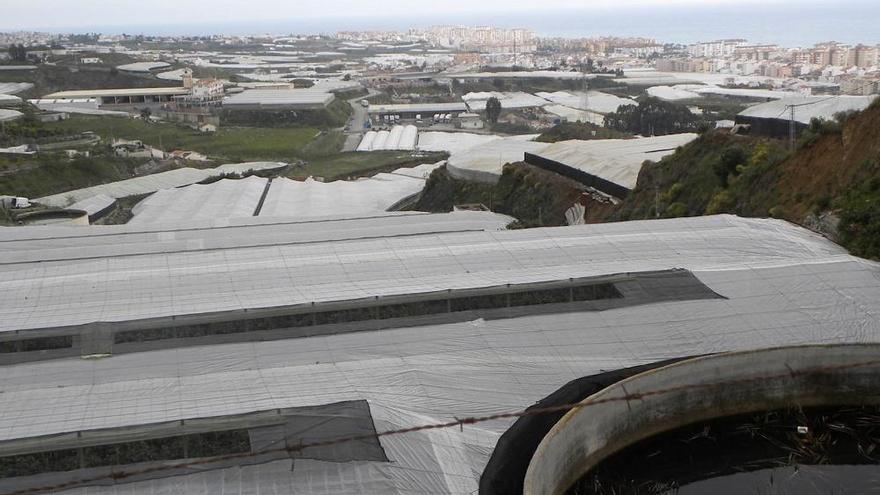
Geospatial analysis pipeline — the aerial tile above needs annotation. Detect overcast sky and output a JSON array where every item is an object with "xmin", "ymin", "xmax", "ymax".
[{"xmin": 4, "ymin": 0, "xmax": 787, "ymax": 30}]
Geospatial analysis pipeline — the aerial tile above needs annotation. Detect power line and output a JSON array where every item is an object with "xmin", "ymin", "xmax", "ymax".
[{"xmin": 3, "ymin": 356, "xmax": 880, "ymax": 495}]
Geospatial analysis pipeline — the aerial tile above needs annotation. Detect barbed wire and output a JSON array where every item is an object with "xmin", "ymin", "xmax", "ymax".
[{"xmin": 4, "ymin": 355, "xmax": 880, "ymax": 495}]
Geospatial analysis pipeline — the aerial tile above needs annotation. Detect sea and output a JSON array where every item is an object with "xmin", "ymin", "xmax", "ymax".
[{"xmin": 16, "ymin": 1, "xmax": 880, "ymax": 47}]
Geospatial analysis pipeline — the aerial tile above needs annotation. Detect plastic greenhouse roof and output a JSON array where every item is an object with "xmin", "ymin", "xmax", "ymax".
[
  {"xmin": 36, "ymin": 162, "xmax": 287, "ymax": 207},
  {"xmin": 0, "ymin": 215, "xmax": 877, "ymax": 494},
  {"xmin": 446, "ymin": 134, "xmax": 547, "ymax": 182},
  {"xmin": 531, "ymin": 134, "xmax": 699, "ymax": 189},
  {"xmin": 258, "ymin": 163, "xmax": 442, "ymax": 218},
  {"xmin": 129, "ymin": 176, "xmax": 269, "ymax": 225},
  {"xmin": 738, "ymin": 95, "xmax": 875, "ymax": 124},
  {"xmin": 535, "ymin": 90, "xmax": 636, "ymax": 114}
]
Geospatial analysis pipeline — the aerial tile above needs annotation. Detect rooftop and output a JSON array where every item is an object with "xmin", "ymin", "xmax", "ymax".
[
  {"xmin": 738, "ymin": 95, "xmax": 876, "ymax": 124},
  {"xmin": 223, "ymin": 88, "xmax": 335, "ymax": 109},
  {"xmin": 42, "ymin": 87, "xmax": 190, "ymax": 99},
  {"xmin": 367, "ymin": 102, "xmax": 468, "ymax": 114}
]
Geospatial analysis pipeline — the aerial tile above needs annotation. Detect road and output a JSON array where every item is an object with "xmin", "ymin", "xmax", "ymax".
[{"xmin": 341, "ymin": 88, "xmax": 381, "ymax": 152}]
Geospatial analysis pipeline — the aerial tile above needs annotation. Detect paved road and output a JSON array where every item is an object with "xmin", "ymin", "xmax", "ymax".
[{"xmin": 341, "ymin": 89, "xmax": 380, "ymax": 152}]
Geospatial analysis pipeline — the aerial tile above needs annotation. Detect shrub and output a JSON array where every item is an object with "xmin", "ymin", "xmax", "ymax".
[
  {"xmin": 837, "ymin": 175, "xmax": 880, "ymax": 260},
  {"xmin": 664, "ymin": 202, "xmax": 687, "ymax": 218},
  {"xmin": 706, "ymin": 190, "xmax": 734, "ymax": 214},
  {"xmin": 713, "ymin": 146, "xmax": 747, "ymax": 186}
]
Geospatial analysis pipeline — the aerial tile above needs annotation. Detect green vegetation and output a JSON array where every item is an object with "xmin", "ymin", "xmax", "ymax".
[
  {"xmin": 536, "ymin": 122, "xmax": 632, "ymax": 143},
  {"xmin": 603, "ymin": 96, "xmax": 704, "ymax": 136},
  {"xmin": 219, "ymin": 98, "xmax": 352, "ymax": 128},
  {"xmin": 485, "ymin": 96, "xmax": 502, "ymax": 124},
  {"xmin": 612, "ymin": 132, "xmax": 788, "ymax": 221},
  {"xmin": 94, "ymin": 193, "xmax": 150, "ymax": 225},
  {"xmin": 300, "ymin": 130, "xmax": 345, "ymax": 158},
  {"xmin": 6, "ymin": 44, "xmax": 27, "ymax": 63},
  {"xmin": 366, "ymin": 93, "xmax": 393, "ymax": 105},
  {"xmin": 333, "ymin": 87, "xmax": 368, "ymax": 100},
  {"xmin": 0, "ymin": 152, "xmax": 142, "ymax": 199},
  {"xmin": 292, "ymin": 151, "xmax": 448, "ymax": 181},
  {"xmin": 413, "ymin": 163, "xmax": 614, "ymax": 227},
  {"xmin": 0, "ymin": 105, "xmax": 63, "ymax": 146},
  {"xmin": 40, "ymin": 115, "xmax": 320, "ymax": 162},
  {"xmin": 490, "ymin": 122, "xmax": 534, "ymax": 135},
  {"xmin": 837, "ymin": 165, "xmax": 880, "ymax": 260},
  {"xmin": 607, "ymin": 101, "xmax": 880, "ymax": 261},
  {"xmin": 0, "ymin": 65, "xmax": 177, "ymax": 99}
]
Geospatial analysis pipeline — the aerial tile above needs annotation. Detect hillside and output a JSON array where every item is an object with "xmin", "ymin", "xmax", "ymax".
[
  {"xmin": 413, "ymin": 163, "xmax": 617, "ymax": 227},
  {"xmin": 608, "ymin": 98, "xmax": 880, "ymax": 259}
]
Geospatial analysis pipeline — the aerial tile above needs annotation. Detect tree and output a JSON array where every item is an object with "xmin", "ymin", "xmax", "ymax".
[
  {"xmin": 7, "ymin": 44, "xmax": 27, "ymax": 62},
  {"xmin": 603, "ymin": 96, "xmax": 702, "ymax": 136},
  {"xmin": 485, "ymin": 97, "xmax": 502, "ymax": 124},
  {"xmin": 712, "ymin": 146, "xmax": 747, "ymax": 186}
]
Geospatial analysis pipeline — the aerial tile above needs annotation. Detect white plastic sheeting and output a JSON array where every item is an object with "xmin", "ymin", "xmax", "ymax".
[
  {"xmin": 0, "ymin": 82, "xmax": 33, "ymax": 95},
  {"xmin": 259, "ymin": 162, "xmax": 443, "ymax": 218},
  {"xmin": 156, "ymin": 68, "xmax": 189, "ymax": 81},
  {"xmin": 0, "ymin": 211, "xmax": 513, "ymax": 263},
  {"xmin": 385, "ymin": 125, "xmax": 404, "ymax": 150},
  {"xmin": 463, "ymin": 91, "xmax": 550, "ymax": 111},
  {"xmin": 535, "ymin": 91, "xmax": 635, "ymax": 114},
  {"xmin": 542, "ymin": 105, "xmax": 604, "ymax": 125},
  {"xmin": 531, "ymin": 134, "xmax": 699, "ymax": 190},
  {"xmin": 116, "ymin": 62, "xmax": 171, "ymax": 72},
  {"xmin": 372, "ymin": 130, "xmax": 390, "ymax": 150},
  {"xmin": 738, "ymin": 95, "xmax": 875, "ymax": 124},
  {"xmin": 36, "ymin": 162, "xmax": 287, "ymax": 207},
  {"xmin": 446, "ymin": 134, "xmax": 546, "ymax": 183},
  {"xmin": 693, "ymin": 86, "xmax": 801, "ymax": 100},
  {"xmin": 29, "ymin": 98, "xmax": 130, "ymax": 117},
  {"xmin": 67, "ymin": 194, "xmax": 115, "ymax": 219},
  {"xmin": 223, "ymin": 88, "xmax": 334, "ymax": 109},
  {"xmin": 0, "ymin": 94, "xmax": 22, "ymax": 107},
  {"xmin": 1, "ymin": 216, "xmax": 879, "ymax": 495},
  {"xmin": 446, "ymin": 70, "xmax": 590, "ymax": 80},
  {"xmin": 358, "ymin": 126, "xmax": 419, "ymax": 151},
  {"xmin": 356, "ymin": 131, "xmax": 377, "ymax": 151},
  {"xmin": 0, "ymin": 108, "xmax": 23, "ymax": 122},
  {"xmin": 646, "ymin": 85, "xmax": 703, "ymax": 101},
  {"xmin": 129, "ymin": 176, "xmax": 269, "ymax": 225},
  {"xmin": 0, "ymin": 213, "xmax": 851, "ymax": 333},
  {"xmin": 399, "ymin": 125, "xmax": 418, "ymax": 150},
  {"xmin": 417, "ymin": 131, "xmax": 502, "ymax": 154}
]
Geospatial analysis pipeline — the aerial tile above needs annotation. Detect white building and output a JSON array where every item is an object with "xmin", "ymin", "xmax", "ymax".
[{"xmin": 687, "ymin": 39, "xmax": 748, "ymax": 58}]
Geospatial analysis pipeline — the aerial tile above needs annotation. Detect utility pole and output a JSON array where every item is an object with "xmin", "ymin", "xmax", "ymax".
[
  {"xmin": 513, "ymin": 37, "xmax": 517, "ymax": 68},
  {"xmin": 581, "ymin": 73, "xmax": 590, "ymax": 121},
  {"xmin": 788, "ymin": 104, "xmax": 796, "ymax": 151}
]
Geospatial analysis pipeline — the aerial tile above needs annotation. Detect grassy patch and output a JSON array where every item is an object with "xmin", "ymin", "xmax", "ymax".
[
  {"xmin": 41, "ymin": 116, "xmax": 320, "ymax": 162},
  {"xmin": 0, "ymin": 65, "xmax": 177, "ymax": 99},
  {"xmin": 0, "ymin": 152, "xmax": 141, "ymax": 199},
  {"xmin": 300, "ymin": 130, "xmax": 345, "ymax": 158}
]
